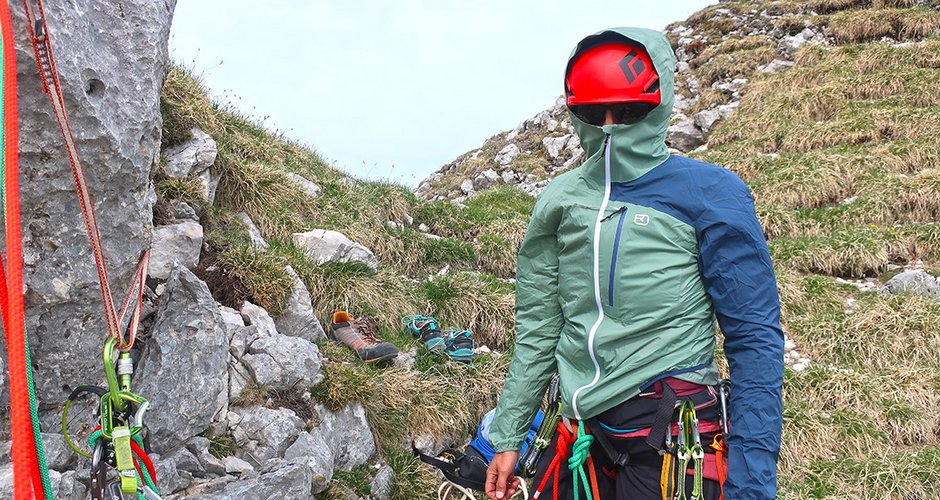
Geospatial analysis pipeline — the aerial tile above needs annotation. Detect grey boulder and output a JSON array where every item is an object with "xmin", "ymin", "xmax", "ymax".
[
  {"xmin": 149, "ymin": 220, "xmax": 204, "ymax": 280},
  {"xmin": 880, "ymin": 270, "xmax": 940, "ymax": 299},
  {"xmin": 293, "ymin": 229, "xmax": 379, "ymax": 270},
  {"xmin": 162, "ymin": 128, "xmax": 218, "ymax": 179},
  {"xmin": 312, "ymin": 403, "xmax": 376, "ymax": 472},
  {"xmin": 135, "ymin": 265, "xmax": 228, "ymax": 454}
]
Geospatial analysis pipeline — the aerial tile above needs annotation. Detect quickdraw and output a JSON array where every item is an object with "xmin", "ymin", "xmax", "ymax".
[
  {"xmin": 520, "ymin": 374, "xmax": 562, "ymax": 478},
  {"xmin": 62, "ymin": 338, "xmax": 160, "ymax": 499},
  {"xmin": 671, "ymin": 401, "xmax": 704, "ymax": 500}
]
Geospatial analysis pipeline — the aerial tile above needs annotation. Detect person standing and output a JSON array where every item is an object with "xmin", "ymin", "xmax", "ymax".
[{"xmin": 485, "ymin": 27, "xmax": 783, "ymax": 500}]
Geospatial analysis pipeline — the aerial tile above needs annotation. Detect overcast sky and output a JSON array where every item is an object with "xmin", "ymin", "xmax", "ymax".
[{"xmin": 170, "ymin": 1, "xmax": 714, "ymax": 187}]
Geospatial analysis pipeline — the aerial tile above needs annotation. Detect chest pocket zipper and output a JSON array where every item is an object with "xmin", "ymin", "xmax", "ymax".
[{"xmin": 604, "ymin": 206, "xmax": 628, "ymax": 306}]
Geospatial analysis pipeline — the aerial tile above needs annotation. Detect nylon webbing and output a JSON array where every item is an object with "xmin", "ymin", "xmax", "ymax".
[{"xmin": 21, "ymin": 0, "xmax": 149, "ymax": 351}]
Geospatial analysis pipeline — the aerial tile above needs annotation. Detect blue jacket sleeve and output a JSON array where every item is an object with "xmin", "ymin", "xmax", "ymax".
[{"xmin": 695, "ymin": 173, "xmax": 784, "ymax": 500}]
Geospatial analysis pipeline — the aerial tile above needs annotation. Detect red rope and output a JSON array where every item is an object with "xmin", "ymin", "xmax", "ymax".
[
  {"xmin": 0, "ymin": 1, "xmax": 43, "ymax": 497},
  {"xmin": 533, "ymin": 422, "xmax": 577, "ymax": 500},
  {"xmin": 131, "ymin": 439, "xmax": 158, "ymax": 487}
]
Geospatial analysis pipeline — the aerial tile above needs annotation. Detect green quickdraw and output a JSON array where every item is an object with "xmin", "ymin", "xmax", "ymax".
[
  {"xmin": 672, "ymin": 400, "xmax": 705, "ymax": 500},
  {"xmin": 62, "ymin": 337, "xmax": 160, "ymax": 500}
]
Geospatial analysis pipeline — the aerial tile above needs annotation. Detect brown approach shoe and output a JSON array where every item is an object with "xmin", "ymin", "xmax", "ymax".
[{"xmin": 329, "ymin": 311, "xmax": 399, "ymax": 363}]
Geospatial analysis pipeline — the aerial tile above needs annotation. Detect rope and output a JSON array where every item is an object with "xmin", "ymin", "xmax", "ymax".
[
  {"xmin": 568, "ymin": 422, "xmax": 595, "ymax": 500},
  {"xmin": 710, "ymin": 434, "xmax": 728, "ymax": 500},
  {"xmin": 533, "ymin": 422, "xmax": 576, "ymax": 500},
  {"xmin": 0, "ymin": 1, "xmax": 49, "ymax": 496}
]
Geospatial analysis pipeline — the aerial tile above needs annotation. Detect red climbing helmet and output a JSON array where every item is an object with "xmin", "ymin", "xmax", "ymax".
[{"xmin": 565, "ymin": 43, "xmax": 661, "ymax": 107}]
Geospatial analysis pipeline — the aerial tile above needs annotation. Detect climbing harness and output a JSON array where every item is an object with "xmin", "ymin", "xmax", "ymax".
[{"xmin": 519, "ymin": 374, "xmax": 562, "ymax": 478}]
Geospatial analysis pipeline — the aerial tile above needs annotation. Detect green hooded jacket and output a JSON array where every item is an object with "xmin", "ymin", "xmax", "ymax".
[{"xmin": 490, "ymin": 27, "xmax": 784, "ymax": 498}]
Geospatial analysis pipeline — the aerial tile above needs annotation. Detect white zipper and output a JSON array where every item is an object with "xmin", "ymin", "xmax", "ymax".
[{"xmin": 570, "ymin": 134, "xmax": 612, "ymax": 420}]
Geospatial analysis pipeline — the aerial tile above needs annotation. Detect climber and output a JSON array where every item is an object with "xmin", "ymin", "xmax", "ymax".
[{"xmin": 485, "ymin": 27, "xmax": 784, "ymax": 500}]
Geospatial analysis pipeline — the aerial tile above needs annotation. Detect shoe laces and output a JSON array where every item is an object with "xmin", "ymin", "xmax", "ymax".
[{"xmin": 353, "ymin": 317, "xmax": 384, "ymax": 346}]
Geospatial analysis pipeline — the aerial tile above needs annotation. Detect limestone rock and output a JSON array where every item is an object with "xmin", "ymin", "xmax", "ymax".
[
  {"xmin": 542, "ymin": 135, "xmax": 571, "ymax": 159},
  {"xmin": 136, "ymin": 265, "xmax": 228, "ymax": 454},
  {"xmin": 292, "ymin": 229, "xmax": 379, "ymax": 270},
  {"xmin": 284, "ymin": 431, "xmax": 334, "ymax": 493},
  {"xmin": 666, "ymin": 116, "xmax": 705, "ymax": 152},
  {"xmin": 231, "ymin": 406, "xmax": 305, "ymax": 465},
  {"xmin": 172, "ymin": 201, "xmax": 199, "ymax": 221},
  {"xmin": 694, "ymin": 109, "xmax": 723, "ymax": 134},
  {"xmin": 473, "ymin": 169, "xmax": 499, "ymax": 190},
  {"xmin": 501, "ymin": 171, "xmax": 518, "ymax": 184},
  {"xmin": 14, "ymin": 0, "xmax": 175, "ymax": 415},
  {"xmin": 370, "ymin": 464, "xmax": 395, "ymax": 500},
  {"xmin": 494, "ymin": 143, "xmax": 520, "ymax": 166},
  {"xmin": 240, "ymin": 301, "xmax": 279, "ymax": 338},
  {"xmin": 759, "ymin": 59, "xmax": 794, "ymax": 74},
  {"xmin": 162, "ymin": 128, "xmax": 218, "ymax": 178},
  {"xmin": 274, "ymin": 266, "xmax": 326, "ymax": 343},
  {"xmin": 187, "ymin": 457, "xmax": 324, "ymax": 499},
  {"xmin": 242, "ymin": 331, "xmax": 323, "ymax": 391},
  {"xmin": 460, "ymin": 178, "xmax": 474, "ymax": 195},
  {"xmin": 284, "ymin": 172, "xmax": 321, "ymax": 199},
  {"xmin": 237, "ymin": 212, "xmax": 268, "ymax": 250},
  {"xmin": 880, "ymin": 270, "xmax": 940, "ymax": 298},
  {"xmin": 40, "ymin": 433, "xmax": 75, "ymax": 472},
  {"xmin": 223, "ymin": 456, "xmax": 255, "ymax": 475},
  {"xmin": 149, "ymin": 220, "xmax": 204, "ymax": 279},
  {"xmin": 312, "ymin": 403, "xmax": 376, "ymax": 472}
]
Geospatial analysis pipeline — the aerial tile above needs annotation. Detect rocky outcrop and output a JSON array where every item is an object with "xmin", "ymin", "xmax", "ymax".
[
  {"xmin": 136, "ymin": 265, "xmax": 228, "ymax": 454},
  {"xmin": 12, "ymin": 0, "xmax": 177, "ymax": 417},
  {"xmin": 149, "ymin": 220, "xmax": 205, "ymax": 279},
  {"xmin": 162, "ymin": 128, "xmax": 218, "ymax": 178}
]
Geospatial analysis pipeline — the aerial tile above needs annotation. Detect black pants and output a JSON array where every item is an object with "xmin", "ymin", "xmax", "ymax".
[{"xmin": 530, "ymin": 384, "xmax": 722, "ymax": 499}]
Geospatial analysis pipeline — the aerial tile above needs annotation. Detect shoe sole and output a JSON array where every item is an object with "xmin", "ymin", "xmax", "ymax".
[{"xmin": 362, "ymin": 352, "xmax": 399, "ymax": 364}]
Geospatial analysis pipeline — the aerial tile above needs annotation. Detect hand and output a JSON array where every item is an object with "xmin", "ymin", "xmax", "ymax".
[{"xmin": 486, "ymin": 450, "xmax": 521, "ymax": 499}]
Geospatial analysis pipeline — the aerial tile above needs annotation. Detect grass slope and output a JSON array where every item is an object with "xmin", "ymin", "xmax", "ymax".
[{"xmin": 159, "ymin": 0, "xmax": 940, "ymax": 496}]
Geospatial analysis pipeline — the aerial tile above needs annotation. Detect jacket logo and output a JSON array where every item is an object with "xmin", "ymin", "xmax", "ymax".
[{"xmin": 633, "ymin": 214, "xmax": 649, "ymax": 226}]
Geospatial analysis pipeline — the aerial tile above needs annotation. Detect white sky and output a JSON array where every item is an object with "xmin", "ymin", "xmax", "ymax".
[{"xmin": 170, "ymin": 1, "xmax": 714, "ymax": 187}]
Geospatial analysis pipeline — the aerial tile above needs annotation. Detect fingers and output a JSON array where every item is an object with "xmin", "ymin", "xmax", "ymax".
[
  {"xmin": 506, "ymin": 476, "xmax": 521, "ymax": 497},
  {"xmin": 495, "ymin": 466, "xmax": 509, "ymax": 499},
  {"xmin": 485, "ymin": 462, "xmax": 499, "ymax": 499}
]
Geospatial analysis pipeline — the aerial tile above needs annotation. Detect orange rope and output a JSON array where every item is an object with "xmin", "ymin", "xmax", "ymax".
[{"xmin": 533, "ymin": 422, "xmax": 576, "ymax": 500}]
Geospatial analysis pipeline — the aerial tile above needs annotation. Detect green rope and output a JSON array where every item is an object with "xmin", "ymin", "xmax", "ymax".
[
  {"xmin": 25, "ymin": 342, "xmax": 55, "ymax": 499},
  {"xmin": 88, "ymin": 430, "xmax": 159, "ymax": 500},
  {"xmin": 567, "ymin": 421, "xmax": 594, "ymax": 500}
]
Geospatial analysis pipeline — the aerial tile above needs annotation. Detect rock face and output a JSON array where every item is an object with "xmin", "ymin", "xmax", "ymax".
[
  {"xmin": 313, "ymin": 403, "xmax": 376, "ymax": 472},
  {"xmin": 136, "ymin": 265, "xmax": 228, "ymax": 454},
  {"xmin": 293, "ymin": 229, "xmax": 379, "ymax": 270},
  {"xmin": 10, "ymin": 0, "xmax": 177, "ymax": 417}
]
